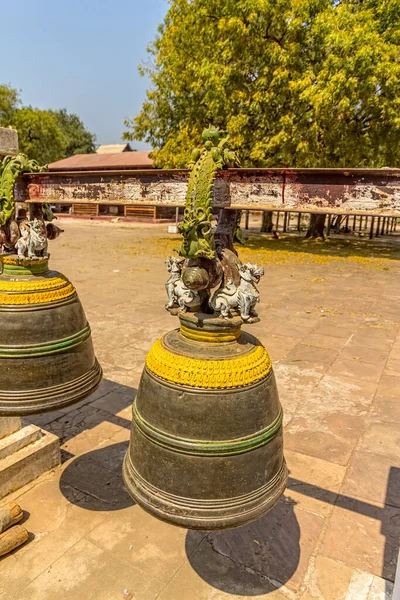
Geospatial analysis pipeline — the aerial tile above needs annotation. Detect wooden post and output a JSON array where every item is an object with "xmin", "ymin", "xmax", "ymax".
[
  {"xmin": 245, "ymin": 210, "xmax": 250, "ymax": 230},
  {"xmin": 376, "ymin": 217, "xmax": 381, "ymax": 237},
  {"xmin": 370, "ymin": 217, "xmax": 375, "ymax": 239},
  {"xmin": 327, "ymin": 214, "xmax": 332, "ymax": 236},
  {"xmin": 297, "ymin": 212, "xmax": 301, "ymax": 231},
  {"xmin": 276, "ymin": 211, "xmax": 280, "ymax": 232},
  {"xmin": 353, "ymin": 215, "xmax": 357, "ymax": 231},
  {"xmin": 283, "ymin": 211, "xmax": 288, "ymax": 233}
]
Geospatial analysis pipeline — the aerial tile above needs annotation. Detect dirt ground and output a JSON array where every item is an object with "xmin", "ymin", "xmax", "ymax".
[{"xmin": 1, "ymin": 219, "xmax": 399, "ymax": 600}]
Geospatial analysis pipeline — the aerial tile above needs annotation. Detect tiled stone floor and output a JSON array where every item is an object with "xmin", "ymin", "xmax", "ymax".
[{"xmin": 1, "ymin": 220, "xmax": 399, "ymax": 600}]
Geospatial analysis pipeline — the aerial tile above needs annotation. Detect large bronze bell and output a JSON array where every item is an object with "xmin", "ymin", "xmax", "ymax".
[
  {"xmin": 124, "ymin": 128, "xmax": 287, "ymax": 530},
  {"xmin": 123, "ymin": 313, "xmax": 287, "ymax": 530},
  {"xmin": 0, "ymin": 254, "xmax": 102, "ymax": 415}
]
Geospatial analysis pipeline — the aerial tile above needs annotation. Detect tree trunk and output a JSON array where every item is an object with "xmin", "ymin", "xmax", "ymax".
[
  {"xmin": 260, "ymin": 211, "xmax": 273, "ymax": 233},
  {"xmin": 305, "ymin": 214, "xmax": 326, "ymax": 239}
]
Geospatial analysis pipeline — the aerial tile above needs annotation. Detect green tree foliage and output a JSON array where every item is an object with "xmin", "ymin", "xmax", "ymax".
[
  {"xmin": 0, "ymin": 85, "xmax": 19, "ymax": 126},
  {"xmin": 0, "ymin": 84, "xmax": 96, "ymax": 164},
  {"xmin": 124, "ymin": 0, "xmax": 400, "ymax": 168},
  {"xmin": 11, "ymin": 108, "xmax": 67, "ymax": 165},
  {"xmin": 52, "ymin": 109, "xmax": 96, "ymax": 156}
]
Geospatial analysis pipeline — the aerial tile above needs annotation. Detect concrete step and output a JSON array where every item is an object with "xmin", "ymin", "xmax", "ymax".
[
  {"xmin": 0, "ymin": 429, "xmax": 60, "ymax": 500},
  {"xmin": 0, "ymin": 418, "xmax": 21, "ymax": 441},
  {"xmin": 0, "ymin": 425, "xmax": 42, "ymax": 461}
]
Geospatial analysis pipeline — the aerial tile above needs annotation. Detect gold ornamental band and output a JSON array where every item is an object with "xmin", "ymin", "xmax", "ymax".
[
  {"xmin": 0, "ymin": 276, "xmax": 69, "ymax": 292},
  {"xmin": 146, "ymin": 338, "xmax": 272, "ymax": 389},
  {"xmin": 0, "ymin": 282, "xmax": 76, "ymax": 305},
  {"xmin": 180, "ymin": 325, "xmax": 241, "ymax": 343},
  {"xmin": 1, "ymin": 256, "xmax": 48, "ymax": 267}
]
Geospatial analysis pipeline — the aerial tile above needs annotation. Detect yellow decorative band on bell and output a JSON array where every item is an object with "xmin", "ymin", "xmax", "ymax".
[
  {"xmin": 0, "ymin": 276, "xmax": 69, "ymax": 292},
  {"xmin": 180, "ymin": 325, "xmax": 240, "ymax": 343},
  {"xmin": 146, "ymin": 338, "xmax": 272, "ymax": 389},
  {"xmin": 0, "ymin": 281, "xmax": 76, "ymax": 305}
]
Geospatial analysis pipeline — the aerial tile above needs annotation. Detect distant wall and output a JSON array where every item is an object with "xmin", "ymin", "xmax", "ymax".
[{"xmin": 20, "ymin": 167, "xmax": 400, "ymax": 215}]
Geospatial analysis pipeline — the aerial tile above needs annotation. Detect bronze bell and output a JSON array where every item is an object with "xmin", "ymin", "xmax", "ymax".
[
  {"xmin": 123, "ymin": 129, "xmax": 287, "ymax": 530},
  {"xmin": 123, "ymin": 312, "xmax": 287, "ymax": 530},
  {"xmin": 0, "ymin": 254, "xmax": 102, "ymax": 415}
]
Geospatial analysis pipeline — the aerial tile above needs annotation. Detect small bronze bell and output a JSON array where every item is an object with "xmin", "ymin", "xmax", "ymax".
[
  {"xmin": 0, "ymin": 253, "xmax": 102, "ymax": 415},
  {"xmin": 0, "ymin": 154, "xmax": 102, "ymax": 415}
]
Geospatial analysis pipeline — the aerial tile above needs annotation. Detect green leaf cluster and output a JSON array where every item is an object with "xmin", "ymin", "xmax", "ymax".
[
  {"xmin": 125, "ymin": 0, "xmax": 400, "ymax": 168},
  {"xmin": 0, "ymin": 85, "xmax": 96, "ymax": 164}
]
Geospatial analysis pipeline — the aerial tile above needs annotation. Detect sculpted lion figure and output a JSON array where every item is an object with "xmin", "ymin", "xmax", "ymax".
[
  {"xmin": 211, "ymin": 262, "xmax": 264, "ymax": 322},
  {"xmin": 165, "ymin": 256, "xmax": 203, "ymax": 312},
  {"xmin": 16, "ymin": 219, "xmax": 48, "ymax": 259}
]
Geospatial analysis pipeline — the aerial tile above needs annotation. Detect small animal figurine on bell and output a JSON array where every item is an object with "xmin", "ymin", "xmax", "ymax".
[
  {"xmin": 123, "ymin": 128, "xmax": 287, "ymax": 530},
  {"xmin": 0, "ymin": 154, "xmax": 102, "ymax": 415}
]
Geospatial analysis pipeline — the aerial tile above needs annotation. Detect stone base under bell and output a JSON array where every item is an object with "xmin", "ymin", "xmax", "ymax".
[
  {"xmin": 123, "ymin": 453, "xmax": 288, "ymax": 530},
  {"xmin": 0, "ymin": 417, "xmax": 60, "ymax": 500}
]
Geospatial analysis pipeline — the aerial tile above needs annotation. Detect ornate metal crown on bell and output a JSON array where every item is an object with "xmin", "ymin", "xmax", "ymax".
[
  {"xmin": 0, "ymin": 155, "xmax": 102, "ymax": 415},
  {"xmin": 123, "ymin": 128, "xmax": 287, "ymax": 530}
]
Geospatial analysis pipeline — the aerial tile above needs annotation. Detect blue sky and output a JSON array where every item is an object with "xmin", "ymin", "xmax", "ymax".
[{"xmin": 2, "ymin": 0, "xmax": 169, "ymax": 149}]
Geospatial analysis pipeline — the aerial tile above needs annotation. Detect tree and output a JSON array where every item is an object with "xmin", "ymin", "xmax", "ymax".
[
  {"xmin": 53, "ymin": 109, "xmax": 96, "ymax": 156},
  {"xmin": 10, "ymin": 108, "xmax": 67, "ymax": 165},
  {"xmin": 0, "ymin": 85, "xmax": 19, "ymax": 127},
  {"xmin": 124, "ymin": 0, "xmax": 400, "ymax": 169},
  {"xmin": 0, "ymin": 84, "xmax": 96, "ymax": 164}
]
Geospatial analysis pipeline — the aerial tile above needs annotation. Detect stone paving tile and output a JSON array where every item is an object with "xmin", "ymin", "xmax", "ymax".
[
  {"xmin": 301, "ymin": 333, "xmax": 348, "ymax": 351},
  {"xmin": 370, "ymin": 396, "xmax": 400, "ymax": 424},
  {"xmin": 300, "ymin": 555, "xmax": 356, "ymax": 600},
  {"xmin": 86, "ymin": 505, "xmax": 203, "ymax": 586},
  {"xmin": 283, "ymin": 344, "xmax": 338, "ymax": 369},
  {"xmin": 339, "ymin": 343, "xmax": 389, "ymax": 366},
  {"xmin": 341, "ymin": 448, "xmax": 400, "ymax": 508},
  {"xmin": 319, "ymin": 496, "xmax": 400, "ymax": 581},
  {"xmin": 357, "ymin": 421, "xmax": 400, "ymax": 461},
  {"xmin": 328, "ymin": 357, "xmax": 385, "ymax": 384},
  {"xmin": 156, "ymin": 544, "xmax": 291, "ymax": 600},
  {"xmin": 257, "ymin": 334, "xmax": 299, "ymax": 363},
  {"xmin": 0, "ymin": 476, "xmax": 108, "ymax": 597},
  {"xmin": 270, "ymin": 318, "xmax": 319, "ymax": 339},
  {"xmin": 284, "ymin": 414, "xmax": 365, "ymax": 466},
  {"xmin": 59, "ymin": 450, "xmax": 133, "ymax": 511},
  {"xmin": 301, "ymin": 560, "xmax": 394, "ymax": 600},
  {"xmin": 285, "ymin": 450, "xmax": 346, "ymax": 518},
  {"xmin": 11, "ymin": 538, "xmax": 165, "ymax": 600},
  {"xmin": 376, "ymin": 374, "xmax": 400, "ymax": 398}
]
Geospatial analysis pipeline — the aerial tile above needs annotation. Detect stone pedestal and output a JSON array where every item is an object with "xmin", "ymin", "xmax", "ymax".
[{"xmin": 0, "ymin": 417, "xmax": 60, "ymax": 500}]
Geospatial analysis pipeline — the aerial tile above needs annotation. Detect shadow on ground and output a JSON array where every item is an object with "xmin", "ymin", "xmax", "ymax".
[
  {"xmin": 60, "ymin": 441, "xmax": 134, "ymax": 511},
  {"xmin": 186, "ymin": 499, "xmax": 300, "ymax": 595},
  {"xmin": 241, "ymin": 233, "xmax": 400, "ymax": 262}
]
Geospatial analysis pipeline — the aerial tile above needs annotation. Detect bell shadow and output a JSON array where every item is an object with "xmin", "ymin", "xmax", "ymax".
[
  {"xmin": 59, "ymin": 441, "xmax": 134, "ymax": 511},
  {"xmin": 186, "ymin": 497, "xmax": 300, "ymax": 596}
]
